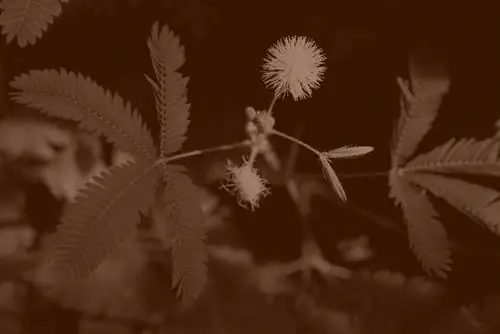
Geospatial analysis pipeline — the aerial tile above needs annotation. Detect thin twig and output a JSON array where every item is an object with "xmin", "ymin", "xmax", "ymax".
[
  {"xmin": 285, "ymin": 125, "xmax": 302, "ymax": 179},
  {"xmin": 271, "ymin": 129, "xmax": 323, "ymax": 157},
  {"xmin": 267, "ymin": 93, "xmax": 279, "ymax": 116},
  {"xmin": 159, "ymin": 140, "xmax": 252, "ymax": 165}
]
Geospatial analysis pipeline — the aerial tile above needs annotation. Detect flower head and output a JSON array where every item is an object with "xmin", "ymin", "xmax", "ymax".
[
  {"xmin": 262, "ymin": 35, "xmax": 326, "ymax": 101},
  {"xmin": 222, "ymin": 158, "xmax": 270, "ymax": 210}
]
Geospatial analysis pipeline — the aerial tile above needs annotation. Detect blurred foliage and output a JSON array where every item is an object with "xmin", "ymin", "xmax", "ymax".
[{"xmin": 0, "ymin": 115, "xmax": 499, "ymax": 333}]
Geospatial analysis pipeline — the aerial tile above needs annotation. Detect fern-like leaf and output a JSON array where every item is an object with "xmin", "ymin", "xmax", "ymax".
[
  {"xmin": 9, "ymin": 69, "xmax": 157, "ymax": 161},
  {"xmin": 0, "ymin": 0, "xmax": 62, "ymax": 47},
  {"xmin": 408, "ymin": 172, "xmax": 500, "ymax": 235},
  {"xmin": 146, "ymin": 21, "xmax": 191, "ymax": 157},
  {"xmin": 390, "ymin": 175, "xmax": 451, "ymax": 278},
  {"xmin": 36, "ymin": 160, "xmax": 163, "ymax": 289},
  {"xmin": 390, "ymin": 51, "xmax": 450, "ymax": 169},
  {"xmin": 404, "ymin": 137, "xmax": 500, "ymax": 176},
  {"xmin": 153, "ymin": 164, "xmax": 207, "ymax": 305}
]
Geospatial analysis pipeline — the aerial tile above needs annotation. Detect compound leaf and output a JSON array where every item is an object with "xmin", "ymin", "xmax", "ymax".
[
  {"xmin": 390, "ymin": 50, "xmax": 450, "ymax": 169},
  {"xmin": 408, "ymin": 172, "xmax": 500, "ymax": 236},
  {"xmin": 9, "ymin": 69, "xmax": 157, "ymax": 161},
  {"xmin": 0, "ymin": 0, "xmax": 62, "ymax": 47},
  {"xmin": 153, "ymin": 164, "xmax": 207, "ymax": 305},
  {"xmin": 146, "ymin": 21, "xmax": 190, "ymax": 157},
  {"xmin": 405, "ymin": 137, "xmax": 500, "ymax": 176},
  {"xmin": 391, "ymin": 175, "xmax": 451, "ymax": 278},
  {"xmin": 36, "ymin": 160, "xmax": 163, "ymax": 290}
]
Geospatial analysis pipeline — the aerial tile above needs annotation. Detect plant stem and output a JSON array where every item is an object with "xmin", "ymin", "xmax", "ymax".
[
  {"xmin": 248, "ymin": 145, "xmax": 258, "ymax": 165},
  {"xmin": 285, "ymin": 125, "xmax": 302, "ymax": 179},
  {"xmin": 270, "ymin": 129, "xmax": 389, "ymax": 179},
  {"xmin": 267, "ymin": 93, "xmax": 279, "ymax": 116},
  {"xmin": 159, "ymin": 140, "xmax": 251, "ymax": 164},
  {"xmin": 337, "ymin": 171, "xmax": 389, "ymax": 178},
  {"xmin": 270, "ymin": 129, "xmax": 323, "ymax": 157}
]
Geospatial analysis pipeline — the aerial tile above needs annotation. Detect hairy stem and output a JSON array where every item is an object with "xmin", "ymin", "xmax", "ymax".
[
  {"xmin": 270, "ymin": 129, "xmax": 323, "ymax": 157},
  {"xmin": 270, "ymin": 129, "xmax": 387, "ymax": 179},
  {"xmin": 159, "ymin": 140, "xmax": 252, "ymax": 165}
]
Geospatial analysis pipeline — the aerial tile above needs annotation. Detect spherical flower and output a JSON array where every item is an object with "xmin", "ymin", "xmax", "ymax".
[
  {"xmin": 222, "ymin": 158, "xmax": 270, "ymax": 210},
  {"xmin": 262, "ymin": 35, "xmax": 326, "ymax": 101}
]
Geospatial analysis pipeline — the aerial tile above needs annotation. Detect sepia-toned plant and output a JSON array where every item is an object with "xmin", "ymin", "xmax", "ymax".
[
  {"xmin": 2, "ymin": 2, "xmax": 500, "ymax": 332},
  {"xmin": 2, "ymin": 20, "xmax": 373, "ymax": 308}
]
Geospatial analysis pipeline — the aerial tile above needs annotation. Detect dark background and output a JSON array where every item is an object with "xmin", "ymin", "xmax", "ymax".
[
  {"xmin": 3, "ymin": 0, "xmax": 500, "ymax": 305},
  {"xmin": 5, "ymin": 0, "xmax": 500, "ymax": 153}
]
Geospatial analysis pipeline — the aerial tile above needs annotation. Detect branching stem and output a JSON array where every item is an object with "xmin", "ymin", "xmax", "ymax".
[{"xmin": 157, "ymin": 135, "xmax": 388, "ymax": 180}]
